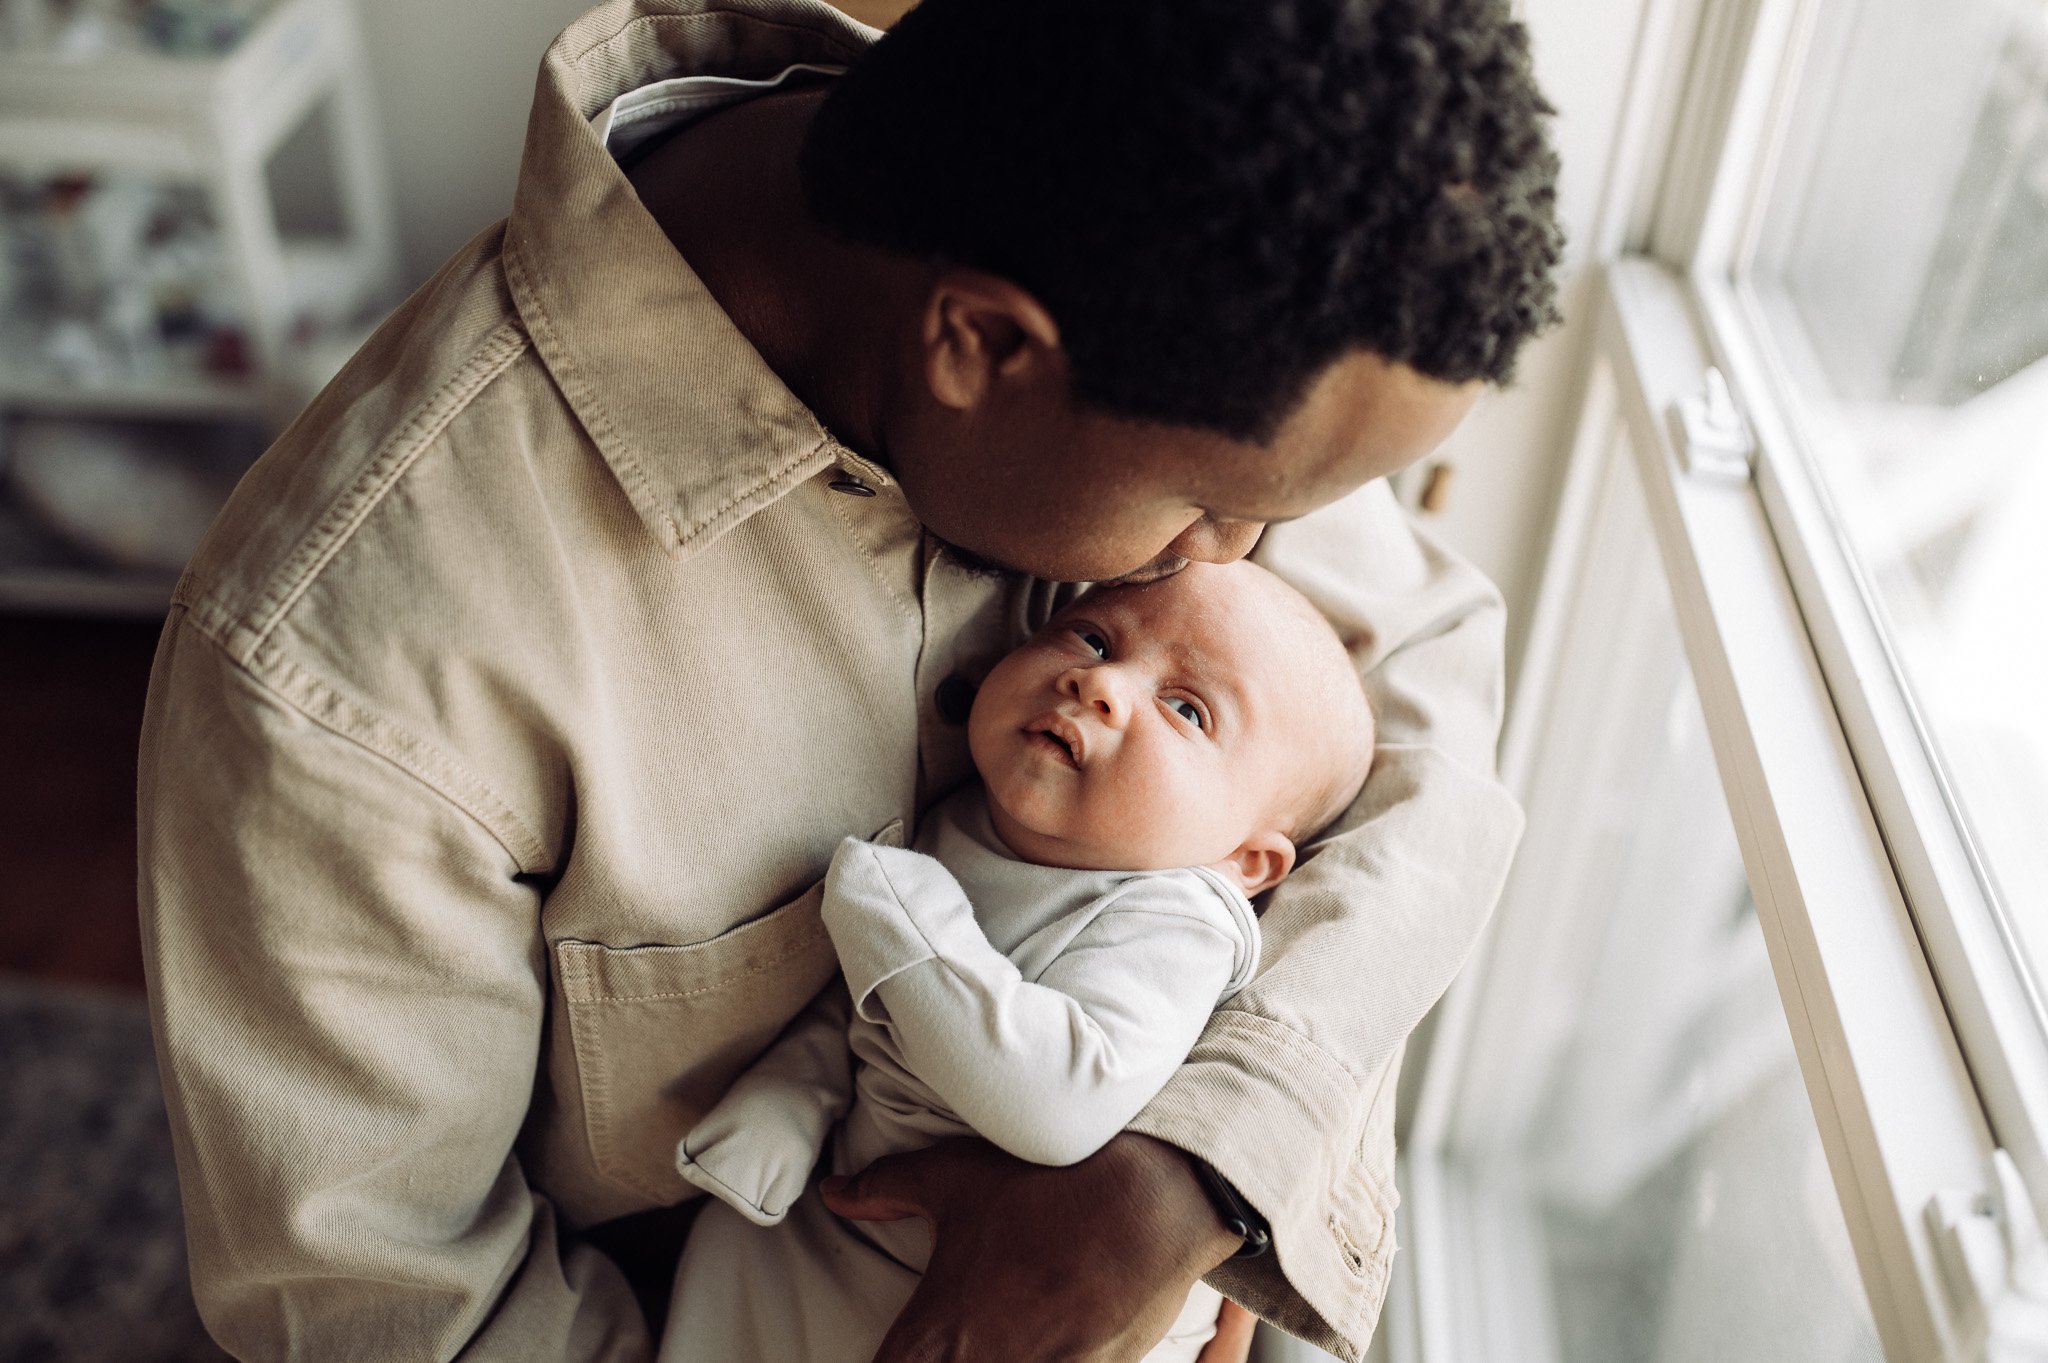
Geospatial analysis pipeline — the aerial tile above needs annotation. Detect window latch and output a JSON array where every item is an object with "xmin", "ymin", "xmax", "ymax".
[
  {"xmin": 1666, "ymin": 367, "xmax": 1755, "ymax": 482},
  {"xmin": 1926, "ymin": 1149, "xmax": 2048, "ymax": 1359}
]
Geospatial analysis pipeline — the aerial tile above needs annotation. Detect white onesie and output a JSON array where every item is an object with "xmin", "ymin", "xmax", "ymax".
[{"xmin": 658, "ymin": 786, "xmax": 1261, "ymax": 1363}]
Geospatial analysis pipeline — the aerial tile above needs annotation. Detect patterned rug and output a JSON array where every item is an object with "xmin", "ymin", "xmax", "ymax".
[{"xmin": 0, "ymin": 980, "xmax": 228, "ymax": 1363}]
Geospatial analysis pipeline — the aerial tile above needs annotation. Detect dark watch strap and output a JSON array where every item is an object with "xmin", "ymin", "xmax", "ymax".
[{"xmin": 1192, "ymin": 1160, "xmax": 1271, "ymax": 1259}]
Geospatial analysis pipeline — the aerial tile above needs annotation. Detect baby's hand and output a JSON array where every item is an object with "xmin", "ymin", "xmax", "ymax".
[
  {"xmin": 672, "ymin": 982, "xmax": 854, "ymax": 1225},
  {"xmin": 676, "ymin": 1105, "xmax": 820, "ymax": 1227}
]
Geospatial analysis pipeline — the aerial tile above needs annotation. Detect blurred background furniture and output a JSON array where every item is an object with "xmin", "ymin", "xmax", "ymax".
[{"xmin": 0, "ymin": 0, "xmax": 398, "ymax": 614}]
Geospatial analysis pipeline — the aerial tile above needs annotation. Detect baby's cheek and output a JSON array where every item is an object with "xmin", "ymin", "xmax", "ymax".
[{"xmin": 1085, "ymin": 763, "xmax": 1192, "ymax": 861}]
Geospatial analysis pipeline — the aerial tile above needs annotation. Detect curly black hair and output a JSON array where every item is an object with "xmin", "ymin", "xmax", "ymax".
[{"xmin": 801, "ymin": 0, "xmax": 1564, "ymax": 442}]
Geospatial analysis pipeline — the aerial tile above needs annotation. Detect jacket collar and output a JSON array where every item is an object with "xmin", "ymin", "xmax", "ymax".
[{"xmin": 502, "ymin": 0, "xmax": 875, "ymax": 559}]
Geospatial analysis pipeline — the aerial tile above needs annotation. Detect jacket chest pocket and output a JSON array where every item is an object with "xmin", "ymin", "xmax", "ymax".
[{"xmin": 555, "ymin": 881, "xmax": 840, "ymax": 1205}]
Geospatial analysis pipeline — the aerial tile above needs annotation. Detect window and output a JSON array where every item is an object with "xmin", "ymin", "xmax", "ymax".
[
  {"xmin": 1393, "ymin": 1, "xmax": 2048, "ymax": 1360},
  {"xmin": 1735, "ymin": 0, "xmax": 2048, "ymax": 1070},
  {"xmin": 1399, "ymin": 423, "xmax": 1887, "ymax": 1363}
]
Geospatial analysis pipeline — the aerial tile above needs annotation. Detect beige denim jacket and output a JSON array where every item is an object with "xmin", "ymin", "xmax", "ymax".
[{"xmin": 136, "ymin": 2, "xmax": 1523, "ymax": 1359}]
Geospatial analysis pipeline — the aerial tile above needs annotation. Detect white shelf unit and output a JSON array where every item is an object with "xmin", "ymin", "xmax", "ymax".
[{"xmin": 0, "ymin": 0, "xmax": 398, "ymax": 615}]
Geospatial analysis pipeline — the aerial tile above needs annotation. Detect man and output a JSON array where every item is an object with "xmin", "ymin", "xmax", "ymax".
[{"xmin": 137, "ymin": 0, "xmax": 1561, "ymax": 1360}]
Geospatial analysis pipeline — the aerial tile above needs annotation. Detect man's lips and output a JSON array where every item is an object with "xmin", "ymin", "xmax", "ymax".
[
  {"xmin": 1100, "ymin": 554, "xmax": 1190, "ymax": 587},
  {"xmin": 1024, "ymin": 713, "xmax": 1085, "ymax": 768}
]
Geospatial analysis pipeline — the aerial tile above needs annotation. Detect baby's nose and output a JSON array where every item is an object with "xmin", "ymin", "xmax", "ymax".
[{"xmin": 1073, "ymin": 666, "xmax": 1135, "ymax": 726}]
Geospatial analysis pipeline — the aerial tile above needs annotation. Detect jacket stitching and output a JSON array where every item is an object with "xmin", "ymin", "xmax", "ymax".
[
  {"xmin": 558, "ymin": 921, "xmax": 829, "ymax": 1003},
  {"xmin": 1176, "ymin": 1012, "xmax": 1382, "ymax": 1275},
  {"xmin": 1194, "ymin": 1008, "xmax": 1359, "ymax": 1096},
  {"xmin": 560, "ymin": 920, "xmax": 834, "ymax": 1202},
  {"xmin": 674, "ymin": 435, "xmax": 835, "ymax": 547},
  {"xmin": 500, "ymin": 241, "xmax": 681, "ymax": 550},
  {"xmin": 561, "ymin": 971, "xmax": 633, "ymax": 1196},
  {"xmin": 504, "ymin": 232, "xmax": 837, "ymax": 556},
  {"xmin": 554, "ymin": 948, "xmax": 627, "ymax": 1198},
  {"xmin": 823, "ymin": 483, "xmax": 921, "ymax": 625},
  {"xmin": 1352, "ymin": 1054, "xmax": 1403, "ymax": 1215},
  {"xmin": 237, "ymin": 320, "xmax": 528, "ymax": 655},
  {"xmin": 565, "ymin": 11, "xmax": 867, "ymax": 70},
  {"xmin": 215, "ymin": 630, "xmax": 549, "ymax": 874},
  {"xmin": 1327, "ymin": 1212, "xmax": 1369, "ymax": 1278}
]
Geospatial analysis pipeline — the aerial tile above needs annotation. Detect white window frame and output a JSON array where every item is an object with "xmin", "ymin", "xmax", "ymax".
[{"xmin": 1392, "ymin": 0, "xmax": 2048, "ymax": 1360}]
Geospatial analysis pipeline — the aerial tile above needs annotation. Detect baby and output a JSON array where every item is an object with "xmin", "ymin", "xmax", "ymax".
[{"xmin": 659, "ymin": 559, "xmax": 1375, "ymax": 1363}]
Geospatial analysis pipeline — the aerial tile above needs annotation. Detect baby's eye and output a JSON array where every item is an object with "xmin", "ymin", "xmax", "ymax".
[
  {"xmin": 1167, "ymin": 698, "xmax": 1204, "ymax": 729},
  {"xmin": 1074, "ymin": 629, "xmax": 1109, "ymax": 659}
]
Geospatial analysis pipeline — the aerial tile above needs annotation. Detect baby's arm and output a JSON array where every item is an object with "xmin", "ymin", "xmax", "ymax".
[
  {"xmin": 675, "ymin": 982, "xmax": 854, "ymax": 1225},
  {"xmin": 820, "ymin": 838, "xmax": 1253, "ymax": 1167}
]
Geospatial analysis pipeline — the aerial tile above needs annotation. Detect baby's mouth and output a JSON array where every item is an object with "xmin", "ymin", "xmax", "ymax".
[{"xmin": 1027, "ymin": 716, "xmax": 1084, "ymax": 768}]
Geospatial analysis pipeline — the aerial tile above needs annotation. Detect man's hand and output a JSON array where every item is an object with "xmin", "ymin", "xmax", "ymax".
[{"xmin": 820, "ymin": 1133, "xmax": 1253, "ymax": 1363}]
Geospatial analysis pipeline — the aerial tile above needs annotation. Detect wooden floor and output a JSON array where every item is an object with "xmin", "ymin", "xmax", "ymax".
[{"xmin": 0, "ymin": 612, "xmax": 162, "ymax": 994}]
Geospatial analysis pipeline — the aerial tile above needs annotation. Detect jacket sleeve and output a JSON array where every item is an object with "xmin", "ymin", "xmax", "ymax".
[
  {"xmin": 675, "ymin": 984, "xmax": 854, "ymax": 1226},
  {"xmin": 820, "ymin": 840, "xmax": 1249, "ymax": 1168},
  {"xmin": 1125, "ymin": 480, "xmax": 1525, "ymax": 1362},
  {"xmin": 137, "ymin": 612, "xmax": 648, "ymax": 1363}
]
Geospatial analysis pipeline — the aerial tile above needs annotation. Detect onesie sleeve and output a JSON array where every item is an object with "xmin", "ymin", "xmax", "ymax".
[
  {"xmin": 675, "ymin": 982, "xmax": 854, "ymax": 1226},
  {"xmin": 820, "ymin": 839, "xmax": 1254, "ymax": 1167}
]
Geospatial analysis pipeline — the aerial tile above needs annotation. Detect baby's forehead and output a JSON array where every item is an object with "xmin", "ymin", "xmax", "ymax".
[{"xmin": 1063, "ymin": 574, "xmax": 1309, "ymax": 685}]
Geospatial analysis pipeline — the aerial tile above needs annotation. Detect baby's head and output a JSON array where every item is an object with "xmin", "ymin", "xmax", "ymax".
[{"xmin": 968, "ymin": 560, "xmax": 1374, "ymax": 896}]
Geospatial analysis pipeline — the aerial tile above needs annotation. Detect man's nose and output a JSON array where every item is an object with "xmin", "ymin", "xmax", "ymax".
[
  {"xmin": 1062, "ymin": 665, "xmax": 1134, "ymax": 728},
  {"xmin": 1164, "ymin": 514, "xmax": 1265, "ymax": 565}
]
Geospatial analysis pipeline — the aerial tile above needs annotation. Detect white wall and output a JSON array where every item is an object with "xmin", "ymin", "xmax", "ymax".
[
  {"xmin": 351, "ymin": 0, "xmax": 900, "ymax": 288},
  {"xmin": 353, "ymin": 0, "xmax": 595, "ymax": 286}
]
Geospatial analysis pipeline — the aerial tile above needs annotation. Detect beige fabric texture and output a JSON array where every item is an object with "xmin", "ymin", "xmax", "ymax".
[{"xmin": 134, "ymin": 1, "xmax": 1524, "ymax": 1359}]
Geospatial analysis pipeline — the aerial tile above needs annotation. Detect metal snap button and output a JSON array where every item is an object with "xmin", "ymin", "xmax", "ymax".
[{"xmin": 828, "ymin": 475, "xmax": 877, "ymax": 497}]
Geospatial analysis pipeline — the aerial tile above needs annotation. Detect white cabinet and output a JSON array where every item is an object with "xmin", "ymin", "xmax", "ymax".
[{"xmin": 0, "ymin": 0, "xmax": 397, "ymax": 613}]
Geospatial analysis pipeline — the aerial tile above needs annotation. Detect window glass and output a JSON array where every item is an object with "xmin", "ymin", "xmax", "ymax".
[
  {"xmin": 1453, "ymin": 442, "xmax": 1885, "ymax": 1363},
  {"xmin": 1745, "ymin": 0, "xmax": 2048, "ymax": 994}
]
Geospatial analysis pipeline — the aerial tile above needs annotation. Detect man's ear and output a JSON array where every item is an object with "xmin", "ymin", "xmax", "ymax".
[
  {"xmin": 1215, "ymin": 831, "xmax": 1297, "ymax": 898},
  {"xmin": 921, "ymin": 268, "xmax": 1063, "ymax": 411}
]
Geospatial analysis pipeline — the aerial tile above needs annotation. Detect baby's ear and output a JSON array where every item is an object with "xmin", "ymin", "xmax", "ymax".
[{"xmin": 1215, "ymin": 831, "xmax": 1296, "ymax": 897}]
